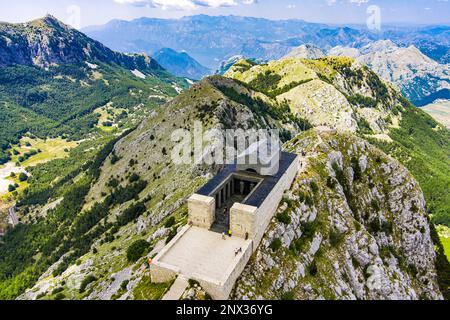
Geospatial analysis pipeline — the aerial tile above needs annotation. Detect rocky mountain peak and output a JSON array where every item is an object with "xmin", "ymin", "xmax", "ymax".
[
  {"xmin": 0, "ymin": 16, "xmax": 163, "ymax": 71},
  {"xmin": 360, "ymin": 39, "xmax": 399, "ymax": 54},
  {"xmin": 284, "ymin": 44, "xmax": 325, "ymax": 59},
  {"xmin": 29, "ymin": 14, "xmax": 68, "ymax": 29},
  {"xmin": 328, "ymin": 41, "xmax": 450, "ymax": 104}
]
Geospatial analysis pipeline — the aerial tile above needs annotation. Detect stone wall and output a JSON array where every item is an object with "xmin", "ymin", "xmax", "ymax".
[
  {"xmin": 231, "ymin": 155, "xmax": 299, "ymax": 248},
  {"xmin": 189, "ymin": 240, "xmax": 253, "ymax": 300},
  {"xmin": 188, "ymin": 194, "xmax": 215, "ymax": 229},
  {"xmin": 150, "ymin": 226, "xmax": 190, "ymax": 283},
  {"xmin": 230, "ymin": 203, "xmax": 258, "ymax": 239},
  {"xmin": 253, "ymin": 155, "xmax": 299, "ymax": 247}
]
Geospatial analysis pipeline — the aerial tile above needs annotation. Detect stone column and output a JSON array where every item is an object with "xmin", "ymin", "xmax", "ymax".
[
  {"xmin": 230, "ymin": 203, "xmax": 257, "ymax": 239},
  {"xmin": 188, "ymin": 194, "xmax": 216, "ymax": 229}
]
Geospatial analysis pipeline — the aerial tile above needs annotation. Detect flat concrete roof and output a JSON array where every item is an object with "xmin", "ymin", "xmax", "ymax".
[
  {"xmin": 197, "ymin": 151, "xmax": 298, "ymax": 208},
  {"xmin": 158, "ymin": 227, "xmax": 251, "ymax": 283}
]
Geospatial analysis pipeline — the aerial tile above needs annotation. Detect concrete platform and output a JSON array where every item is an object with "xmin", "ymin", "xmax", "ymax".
[
  {"xmin": 159, "ymin": 226, "xmax": 251, "ymax": 282},
  {"xmin": 151, "ymin": 226, "xmax": 253, "ymax": 299}
]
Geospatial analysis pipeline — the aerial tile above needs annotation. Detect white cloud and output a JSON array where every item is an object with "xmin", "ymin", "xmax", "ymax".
[
  {"xmin": 349, "ymin": 0, "xmax": 369, "ymax": 5},
  {"xmin": 326, "ymin": 0, "xmax": 370, "ymax": 6},
  {"xmin": 113, "ymin": 0, "xmax": 257, "ymax": 10}
]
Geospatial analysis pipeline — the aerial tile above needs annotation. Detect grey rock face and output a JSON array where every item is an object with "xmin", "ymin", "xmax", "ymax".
[{"xmin": 232, "ymin": 130, "xmax": 442, "ymax": 300}]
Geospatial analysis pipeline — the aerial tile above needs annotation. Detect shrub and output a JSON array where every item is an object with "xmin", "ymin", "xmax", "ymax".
[
  {"xmin": 310, "ymin": 181, "xmax": 319, "ymax": 193},
  {"xmin": 117, "ymin": 202, "xmax": 147, "ymax": 227},
  {"xmin": 351, "ymin": 157, "xmax": 362, "ymax": 181},
  {"xmin": 371, "ymin": 199, "xmax": 380, "ymax": 212},
  {"xmin": 79, "ymin": 275, "xmax": 97, "ymax": 293},
  {"xmin": 304, "ymin": 194, "xmax": 314, "ymax": 206},
  {"xmin": 19, "ymin": 172, "xmax": 28, "ymax": 182},
  {"xmin": 166, "ymin": 228, "xmax": 178, "ymax": 244},
  {"xmin": 326, "ymin": 177, "xmax": 336, "ymax": 189},
  {"xmin": 290, "ymin": 238, "xmax": 307, "ymax": 254},
  {"xmin": 36, "ymin": 292, "xmax": 46, "ymax": 300},
  {"xmin": 309, "ymin": 261, "xmax": 318, "ymax": 276},
  {"xmin": 107, "ymin": 178, "xmax": 119, "ymax": 188},
  {"xmin": 120, "ymin": 280, "xmax": 129, "ymax": 291},
  {"xmin": 8, "ymin": 184, "xmax": 16, "ymax": 192},
  {"xmin": 276, "ymin": 211, "xmax": 291, "ymax": 225},
  {"xmin": 129, "ymin": 173, "xmax": 140, "ymax": 183},
  {"xmin": 52, "ymin": 287, "xmax": 64, "ymax": 295},
  {"xmin": 164, "ymin": 216, "xmax": 176, "ymax": 228},
  {"xmin": 302, "ymin": 221, "xmax": 317, "ymax": 240},
  {"xmin": 281, "ymin": 291, "xmax": 295, "ymax": 300},
  {"xmin": 111, "ymin": 152, "xmax": 121, "ymax": 165},
  {"xmin": 381, "ymin": 221, "xmax": 394, "ymax": 235},
  {"xmin": 368, "ymin": 219, "xmax": 381, "ymax": 233},
  {"xmin": 104, "ymin": 180, "xmax": 147, "ymax": 207},
  {"xmin": 329, "ymin": 229, "xmax": 345, "ymax": 248},
  {"xmin": 54, "ymin": 293, "xmax": 66, "ymax": 300},
  {"xmin": 126, "ymin": 240, "xmax": 150, "ymax": 262},
  {"xmin": 269, "ymin": 238, "xmax": 282, "ymax": 252}
]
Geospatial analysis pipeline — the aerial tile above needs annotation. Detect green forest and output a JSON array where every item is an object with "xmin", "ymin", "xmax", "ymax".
[{"xmin": 0, "ymin": 62, "xmax": 183, "ymax": 164}]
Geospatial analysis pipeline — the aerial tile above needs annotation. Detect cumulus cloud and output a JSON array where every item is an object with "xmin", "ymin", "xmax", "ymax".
[{"xmin": 114, "ymin": 0, "xmax": 257, "ymax": 10}]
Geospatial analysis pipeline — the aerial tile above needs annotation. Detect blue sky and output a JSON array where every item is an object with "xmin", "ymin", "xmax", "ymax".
[{"xmin": 0, "ymin": 0, "xmax": 449, "ymax": 28}]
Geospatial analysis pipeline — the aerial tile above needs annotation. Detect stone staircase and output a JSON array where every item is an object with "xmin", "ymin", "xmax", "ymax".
[{"xmin": 162, "ymin": 276, "xmax": 189, "ymax": 300}]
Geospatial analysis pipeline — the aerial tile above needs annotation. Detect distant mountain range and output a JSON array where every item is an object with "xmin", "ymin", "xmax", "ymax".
[
  {"xmin": 83, "ymin": 15, "xmax": 450, "ymax": 69},
  {"xmin": 153, "ymin": 48, "xmax": 210, "ymax": 80},
  {"xmin": 285, "ymin": 41, "xmax": 450, "ymax": 105}
]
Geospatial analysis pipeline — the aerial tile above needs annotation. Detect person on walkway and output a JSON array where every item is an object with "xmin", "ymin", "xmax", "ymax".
[
  {"xmin": 222, "ymin": 232, "xmax": 226, "ymax": 240},
  {"xmin": 228, "ymin": 229, "xmax": 233, "ymax": 238}
]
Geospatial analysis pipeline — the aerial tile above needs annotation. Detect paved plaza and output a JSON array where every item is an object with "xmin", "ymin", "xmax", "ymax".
[{"xmin": 159, "ymin": 227, "xmax": 252, "ymax": 282}]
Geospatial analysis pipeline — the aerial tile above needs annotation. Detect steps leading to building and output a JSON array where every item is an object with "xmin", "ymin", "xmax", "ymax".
[{"xmin": 162, "ymin": 276, "xmax": 189, "ymax": 300}]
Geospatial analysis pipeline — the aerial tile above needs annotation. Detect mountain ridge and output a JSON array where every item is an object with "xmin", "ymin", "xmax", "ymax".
[
  {"xmin": 83, "ymin": 14, "xmax": 450, "ymax": 69},
  {"xmin": 0, "ymin": 15, "xmax": 162, "ymax": 71},
  {"xmin": 284, "ymin": 40, "xmax": 450, "ymax": 105},
  {"xmin": 0, "ymin": 16, "xmax": 187, "ymax": 165},
  {"xmin": 2, "ymin": 56, "xmax": 449, "ymax": 300},
  {"xmin": 153, "ymin": 48, "xmax": 210, "ymax": 80}
]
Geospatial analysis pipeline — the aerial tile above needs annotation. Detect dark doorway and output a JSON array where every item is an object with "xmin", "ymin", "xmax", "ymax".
[{"xmin": 209, "ymin": 174, "xmax": 262, "ymax": 234}]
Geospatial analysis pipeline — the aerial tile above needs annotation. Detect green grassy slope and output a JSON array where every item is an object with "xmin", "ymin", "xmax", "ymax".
[{"xmin": 369, "ymin": 98, "xmax": 450, "ymax": 226}]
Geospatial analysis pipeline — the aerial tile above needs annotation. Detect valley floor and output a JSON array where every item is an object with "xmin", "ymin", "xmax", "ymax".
[
  {"xmin": 422, "ymin": 100, "xmax": 450, "ymax": 128},
  {"xmin": 0, "ymin": 136, "xmax": 78, "ymax": 227}
]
